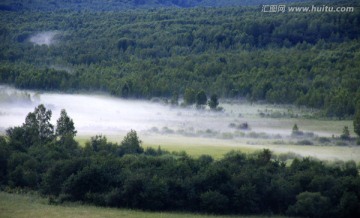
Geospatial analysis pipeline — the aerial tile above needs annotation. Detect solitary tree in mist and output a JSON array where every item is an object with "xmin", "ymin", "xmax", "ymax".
[
  {"xmin": 184, "ymin": 88, "xmax": 196, "ymax": 105},
  {"xmin": 171, "ymin": 91, "xmax": 179, "ymax": 105},
  {"xmin": 208, "ymin": 94, "xmax": 219, "ymax": 110},
  {"xmin": 119, "ymin": 130, "xmax": 143, "ymax": 155},
  {"xmin": 196, "ymin": 90, "xmax": 207, "ymax": 107},
  {"xmin": 291, "ymin": 124, "xmax": 301, "ymax": 136},
  {"xmin": 24, "ymin": 104, "xmax": 54, "ymax": 144},
  {"xmin": 340, "ymin": 126, "xmax": 350, "ymax": 140},
  {"xmin": 292, "ymin": 124, "xmax": 299, "ymax": 132},
  {"xmin": 122, "ymin": 83, "xmax": 131, "ymax": 98},
  {"xmin": 56, "ymin": 109, "xmax": 77, "ymax": 140}
]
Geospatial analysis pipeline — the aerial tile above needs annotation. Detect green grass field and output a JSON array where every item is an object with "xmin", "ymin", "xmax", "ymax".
[
  {"xmin": 0, "ymin": 192, "xmax": 284, "ymax": 218},
  {"xmin": 76, "ymin": 133, "xmax": 360, "ymax": 162},
  {"xmin": 144, "ymin": 136, "xmax": 360, "ymax": 162}
]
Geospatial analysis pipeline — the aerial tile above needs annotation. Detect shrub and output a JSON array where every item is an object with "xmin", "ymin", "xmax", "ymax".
[
  {"xmin": 296, "ymin": 140, "xmax": 314, "ymax": 145},
  {"xmin": 317, "ymin": 137, "xmax": 331, "ymax": 143},
  {"xmin": 340, "ymin": 126, "xmax": 350, "ymax": 140},
  {"xmin": 287, "ymin": 192, "xmax": 331, "ymax": 218},
  {"xmin": 200, "ymin": 191, "xmax": 229, "ymax": 214},
  {"xmin": 337, "ymin": 192, "xmax": 360, "ymax": 218},
  {"xmin": 292, "ymin": 124, "xmax": 304, "ymax": 137}
]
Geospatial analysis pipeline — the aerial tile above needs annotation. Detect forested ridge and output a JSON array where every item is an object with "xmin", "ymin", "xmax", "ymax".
[
  {"xmin": 0, "ymin": 1, "xmax": 360, "ymax": 117},
  {"xmin": 1, "ymin": 105, "xmax": 360, "ymax": 217},
  {"xmin": 0, "ymin": 0, "xmax": 319, "ymax": 11}
]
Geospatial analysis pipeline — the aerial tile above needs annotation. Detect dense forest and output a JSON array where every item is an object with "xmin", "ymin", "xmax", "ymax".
[
  {"xmin": 1, "ymin": 2, "xmax": 360, "ymax": 117},
  {"xmin": 0, "ymin": 0, "xmax": 321, "ymax": 11},
  {"xmin": 0, "ymin": 105, "xmax": 359, "ymax": 217}
]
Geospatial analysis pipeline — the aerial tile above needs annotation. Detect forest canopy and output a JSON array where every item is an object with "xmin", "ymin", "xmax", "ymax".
[
  {"xmin": 0, "ymin": 0, "xmax": 322, "ymax": 11},
  {"xmin": 0, "ymin": 1, "xmax": 359, "ymax": 118}
]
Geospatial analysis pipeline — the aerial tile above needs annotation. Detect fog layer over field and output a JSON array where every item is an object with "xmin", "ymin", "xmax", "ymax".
[
  {"xmin": 0, "ymin": 85, "xmax": 294, "ymax": 136},
  {"xmin": 0, "ymin": 86, "xmax": 184, "ymax": 134},
  {"xmin": 1, "ymin": 86, "xmax": 358, "ymax": 161}
]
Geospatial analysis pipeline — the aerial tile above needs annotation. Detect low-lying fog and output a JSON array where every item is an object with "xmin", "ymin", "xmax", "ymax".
[
  {"xmin": 0, "ymin": 86, "xmax": 304, "ymax": 136},
  {"xmin": 0, "ymin": 86, "xmax": 346, "ymax": 138},
  {"xmin": 29, "ymin": 31, "xmax": 59, "ymax": 46},
  {"xmin": 2, "ymin": 85, "xmax": 359, "ymax": 162}
]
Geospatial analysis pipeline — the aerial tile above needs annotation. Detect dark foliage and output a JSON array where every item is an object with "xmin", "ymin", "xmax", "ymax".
[
  {"xmin": 1, "ymin": 105, "xmax": 360, "ymax": 217},
  {"xmin": 0, "ymin": 0, "xmax": 316, "ymax": 11},
  {"xmin": 208, "ymin": 94, "xmax": 219, "ymax": 110},
  {"xmin": 0, "ymin": 2, "xmax": 359, "ymax": 117}
]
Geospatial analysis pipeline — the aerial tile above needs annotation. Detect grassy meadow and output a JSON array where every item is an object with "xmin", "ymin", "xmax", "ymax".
[
  {"xmin": 144, "ymin": 136, "xmax": 360, "ymax": 162},
  {"xmin": 76, "ymin": 130, "xmax": 360, "ymax": 162},
  {"xmin": 0, "ymin": 192, "xmax": 284, "ymax": 218}
]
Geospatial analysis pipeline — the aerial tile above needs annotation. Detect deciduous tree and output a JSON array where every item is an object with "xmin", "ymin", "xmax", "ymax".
[
  {"xmin": 119, "ymin": 130, "xmax": 143, "ymax": 155},
  {"xmin": 196, "ymin": 90, "xmax": 207, "ymax": 107},
  {"xmin": 56, "ymin": 109, "xmax": 77, "ymax": 140},
  {"xmin": 184, "ymin": 88, "xmax": 196, "ymax": 105},
  {"xmin": 208, "ymin": 94, "xmax": 219, "ymax": 110}
]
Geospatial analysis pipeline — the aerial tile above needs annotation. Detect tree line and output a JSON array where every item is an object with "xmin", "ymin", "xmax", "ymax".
[
  {"xmin": 0, "ymin": 0, "xmax": 314, "ymax": 11},
  {"xmin": 0, "ymin": 105, "xmax": 360, "ymax": 217}
]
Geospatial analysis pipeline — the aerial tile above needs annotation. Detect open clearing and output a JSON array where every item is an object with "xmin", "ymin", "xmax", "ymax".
[
  {"xmin": 0, "ymin": 192, "xmax": 284, "ymax": 218},
  {"xmin": 91, "ymin": 134, "xmax": 360, "ymax": 162}
]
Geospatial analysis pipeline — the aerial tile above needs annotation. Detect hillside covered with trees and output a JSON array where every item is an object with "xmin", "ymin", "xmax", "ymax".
[
  {"xmin": 0, "ymin": 105, "xmax": 360, "ymax": 217},
  {"xmin": 0, "ymin": 1, "xmax": 359, "ymax": 118},
  {"xmin": 0, "ymin": 0, "xmax": 318, "ymax": 11}
]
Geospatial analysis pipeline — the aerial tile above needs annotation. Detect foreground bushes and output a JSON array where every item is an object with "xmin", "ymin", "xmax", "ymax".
[{"xmin": 1, "ymin": 105, "xmax": 360, "ymax": 217}]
